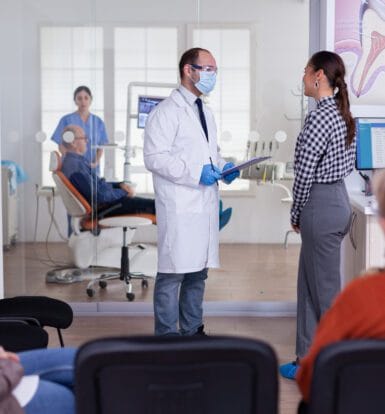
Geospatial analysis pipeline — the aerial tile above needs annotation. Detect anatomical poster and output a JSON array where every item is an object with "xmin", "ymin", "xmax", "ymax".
[{"xmin": 335, "ymin": 0, "xmax": 385, "ymax": 106}]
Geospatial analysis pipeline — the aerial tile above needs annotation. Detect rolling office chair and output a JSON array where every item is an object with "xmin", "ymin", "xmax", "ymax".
[
  {"xmin": 49, "ymin": 151, "xmax": 157, "ymax": 301},
  {"xmin": 0, "ymin": 296, "xmax": 73, "ymax": 352},
  {"xmin": 298, "ymin": 339, "xmax": 385, "ymax": 414},
  {"xmin": 75, "ymin": 335, "xmax": 278, "ymax": 414}
]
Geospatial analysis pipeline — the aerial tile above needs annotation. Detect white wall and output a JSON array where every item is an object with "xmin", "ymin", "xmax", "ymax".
[
  {"xmin": 1, "ymin": 0, "xmax": 309, "ymax": 244},
  {"xmin": 309, "ymin": 0, "xmax": 366, "ymax": 192}
]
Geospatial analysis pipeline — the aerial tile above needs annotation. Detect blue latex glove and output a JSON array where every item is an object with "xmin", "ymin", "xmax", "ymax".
[
  {"xmin": 200, "ymin": 164, "xmax": 222, "ymax": 186},
  {"xmin": 221, "ymin": 162, "xmax": 240, "ymax": 184}
]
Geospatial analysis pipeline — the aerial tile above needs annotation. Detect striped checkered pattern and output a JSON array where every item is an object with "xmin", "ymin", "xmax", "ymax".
[{"xmin": 291, "ymin": 96, "xmax": 356, "ymax": 226}]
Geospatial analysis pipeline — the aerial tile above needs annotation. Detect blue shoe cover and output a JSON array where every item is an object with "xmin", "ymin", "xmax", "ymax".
[
  {"xmin": 219, "ymin": 207, "xmax": 232, "ymax": 230},
  {"xmin": 279, "ymin": 361, "xmax": 298, "ymax": 380}
]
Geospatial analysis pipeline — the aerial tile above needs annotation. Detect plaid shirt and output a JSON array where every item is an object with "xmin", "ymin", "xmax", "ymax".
[{"xmin": 290, "ymin": 96, "xmax": 356, "ymax": 226}]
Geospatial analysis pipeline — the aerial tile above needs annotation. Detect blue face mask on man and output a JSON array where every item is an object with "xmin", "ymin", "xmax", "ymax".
[{"xmin": 192, "ymin": 69, "xmax": 217, "ymax": 95}]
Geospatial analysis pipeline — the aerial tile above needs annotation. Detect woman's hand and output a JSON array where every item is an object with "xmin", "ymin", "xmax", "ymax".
[{"xmin": 292, "ymin": 224, "xmax": 300, "ymax": 233}]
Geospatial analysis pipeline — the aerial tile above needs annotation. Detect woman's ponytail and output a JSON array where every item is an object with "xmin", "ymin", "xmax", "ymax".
[{"xmin": 335, "ymin": 76, "xmax": 355, "ymax": 147}]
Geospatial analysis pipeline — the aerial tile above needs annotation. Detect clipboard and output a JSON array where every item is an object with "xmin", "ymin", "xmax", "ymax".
[{"xmin": 221, "ymin": 156, "xmax": 271, "ymax": 177}]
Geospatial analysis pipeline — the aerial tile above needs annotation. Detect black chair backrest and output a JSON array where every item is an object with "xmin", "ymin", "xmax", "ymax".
[
  {"xmin": 305, "ymin": 339, "xmax": 385, "ymax": 414},
  {"xmin": 0, "ymin": 296, "xmax": 73, "ymax": 328},
  {"xmin": 0, "ymin": 296, "xmax": 73, "ymax": 350},
  {"xmin": 75, "ymin": 335, "xmax": 278, "ymax": 414},
  {"xmin": 0, "ymin": 322, "xmax": 48, "ymax": 352}
]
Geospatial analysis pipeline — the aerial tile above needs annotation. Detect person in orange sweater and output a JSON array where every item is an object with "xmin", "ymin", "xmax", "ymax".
[{"xmin": 296, "ymin": 168, "xmax": 385, "ymax": 404}]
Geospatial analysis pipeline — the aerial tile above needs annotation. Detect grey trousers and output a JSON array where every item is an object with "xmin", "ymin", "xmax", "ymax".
[{"xmin": 296, "ymin": 181, "xmax": 351, "ymax": 358}]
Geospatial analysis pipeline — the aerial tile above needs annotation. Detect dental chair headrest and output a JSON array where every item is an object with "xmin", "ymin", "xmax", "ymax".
[{"xmin": 49, "ymin": 151, "xmax": 62, "ymax": 172}]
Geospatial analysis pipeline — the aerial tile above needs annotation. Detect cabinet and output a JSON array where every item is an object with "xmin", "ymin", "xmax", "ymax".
[{"xmin": 341, "ymin": 193, "xmax": 385, "ymax": 287}]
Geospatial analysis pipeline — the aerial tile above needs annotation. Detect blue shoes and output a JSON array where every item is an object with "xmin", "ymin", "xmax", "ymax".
[
  {"xmin": 219, "ymin": 200, "xmax": 232, "ymax": 231},
  {"xmin": 279, "ymin": 361, "xmax": 299, "ymax": 380},
  {"xmin": 219, "ymin": 207, "xmax": 232, "ymax": 230}
]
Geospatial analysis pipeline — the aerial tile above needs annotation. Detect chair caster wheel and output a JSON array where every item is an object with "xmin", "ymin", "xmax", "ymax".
[
  {"xmin": 86, "ymin": 288, "xmax": 95, "ymax": 297},
  {"xmin": 99, "ymin": 280, "xmax": 107, "ymax": 289},
  {"xmin": 141, "ymin": 280, "xmax": 148, "ymax": 288},
  {"xmin": 126, "ymin": 293, "xmax": 135, "ymax": 301}
]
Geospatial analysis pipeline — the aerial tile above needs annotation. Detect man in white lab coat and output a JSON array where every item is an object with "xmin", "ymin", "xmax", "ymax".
[{"xmin": 144, "ymin": 47, "xmax": 239, "ymax": 336}]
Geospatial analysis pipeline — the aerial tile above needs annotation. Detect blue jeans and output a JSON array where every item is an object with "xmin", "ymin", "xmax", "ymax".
[
  {"xmin": 154, "ymin": 268, "xmax": 208, "ymax": 336},
  {"xmin": 18, "ymin": 347, "xmax": 76, "ymax": 414}
]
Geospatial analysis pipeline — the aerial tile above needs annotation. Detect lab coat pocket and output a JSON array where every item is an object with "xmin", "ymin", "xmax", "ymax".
[{"xmin": 175, "ymin": 186, "xmax": 203, "ymax": 214}]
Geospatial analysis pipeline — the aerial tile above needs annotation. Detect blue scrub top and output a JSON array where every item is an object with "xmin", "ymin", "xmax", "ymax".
[
  {"xmin": 51, "ymin": 112, "xmax": 108, "ymax": 174},
  {"xmin": 61, "ymin": 152, "xmax": 126, "ymax": 206}
]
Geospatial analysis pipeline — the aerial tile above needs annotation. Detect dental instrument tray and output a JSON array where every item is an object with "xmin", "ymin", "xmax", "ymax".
[{"xmin": 221, "ymin": 156, "xmax": 271, "ymax": 177}]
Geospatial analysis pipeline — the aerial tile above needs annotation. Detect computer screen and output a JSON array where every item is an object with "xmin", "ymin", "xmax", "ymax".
[
  {"xmin": 356, "ymin": 117, "xmax": 385, "ymax": 170},
  {"xmin": 137, "ymin": 95, "xmax": 164, "ymax": 129}
]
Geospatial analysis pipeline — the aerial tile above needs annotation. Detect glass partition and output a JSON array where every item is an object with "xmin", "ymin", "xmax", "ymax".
[{"xmin": 1, "ymin": 0, "xmax": 308, "ymax": 307}]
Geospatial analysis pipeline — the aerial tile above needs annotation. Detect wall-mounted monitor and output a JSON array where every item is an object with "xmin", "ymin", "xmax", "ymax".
[
  {"xmin": 356, "ymin": 117, "xmax": 385, "ymax": 170},
  {"xmin": 137, "ymin": 95, "xmax": 164, "ymax": 129}
]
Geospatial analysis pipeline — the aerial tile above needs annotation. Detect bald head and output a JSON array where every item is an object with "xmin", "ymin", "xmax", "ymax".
[{"xmin": 61, "ymin": 125, "xmax": 87, "ymax": 154}]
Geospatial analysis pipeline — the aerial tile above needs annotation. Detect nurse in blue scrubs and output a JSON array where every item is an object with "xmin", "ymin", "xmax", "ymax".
[
  {"xmin": 51, "ymin": 85, "xmax": 108, "ymax": 175},
  {"xmin": 51, "ymin": 86, "xmax": 108, "ymax": 236}
]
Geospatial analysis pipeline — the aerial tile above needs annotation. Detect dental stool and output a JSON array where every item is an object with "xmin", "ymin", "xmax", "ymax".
[{"xmin": 86, "ymin": 216, "xmax": 153, "ymax": 301}]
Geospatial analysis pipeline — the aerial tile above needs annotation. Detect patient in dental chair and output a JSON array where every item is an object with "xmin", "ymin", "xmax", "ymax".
[
  {"xmin": 61, "ymin": 125, "xmax": 156, "ymax": 218},
  {"xmin": 60, "ymin": 124, "xmax": 232, "ymax": 229}
]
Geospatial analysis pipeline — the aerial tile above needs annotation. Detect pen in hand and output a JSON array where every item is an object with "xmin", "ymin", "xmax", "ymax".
[{"xmin": 209, "ymin": 156, "xmax": 219, "ymax": 186}]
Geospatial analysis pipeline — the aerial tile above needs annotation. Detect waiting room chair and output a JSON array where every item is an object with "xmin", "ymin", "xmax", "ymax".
[
  {"xmin": 0, "ymin": 296, "xmax": 73, "ymax": 352},
  {"xmin": 75, "ymin": 335, "xmax": 278, "ymax": 414},
  {"xmin": 298, "ymin": 339, "xmax": 385, "ymax": 414},
  {"xmin": 49, "ymin": 151, "xmax": 157, "ymax": 301}
]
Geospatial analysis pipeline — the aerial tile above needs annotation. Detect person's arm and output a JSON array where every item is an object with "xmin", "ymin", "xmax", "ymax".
[
  {"xmin": 90, "ymin": 148, "xmax": 103, "ymax": 169},
  {"xmin": 0, "ymin": 347, "xmax": 19, "ymax": 363},
  {"xmin": 0, "ymin": 359, "xmax": 24, "ymax": 409},
  {"xmin": 118, "ymin": 182, "xmax": 135, "ymax": 197},
  {"xmin": 0, "ymin": 347, "xmax": 23, "ymax": 409},
  {"xmin": 144, "ymin": 105, "xmax": 202, "ymax": 188},
  {"xmin": 290, "ymin": 112, "xmax": 330, "ymax": 227},
  {"xmin": 91, "ymin": 117, "xmax": 108, "ymax": 168},
  {"xmin": 69, "ymin": 161, "xmax": 126, "ymax": 206}
]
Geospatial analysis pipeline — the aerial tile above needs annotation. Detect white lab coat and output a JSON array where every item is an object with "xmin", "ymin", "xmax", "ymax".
[{"xmin": 144, "ymin": 89, "xmax": 226, "ymax": 273}]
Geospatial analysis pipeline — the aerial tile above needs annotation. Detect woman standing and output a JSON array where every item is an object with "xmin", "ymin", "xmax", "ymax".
[
  {"xmin": 51, "ymin": 86, "xmax": 108, "ymax": 175},
  {"xmin": 280, "ymin": 51, "xmax": 356, "ymax": 379}
]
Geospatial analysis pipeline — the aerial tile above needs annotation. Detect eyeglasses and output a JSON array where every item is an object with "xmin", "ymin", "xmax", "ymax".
[
  {"xmin": 75, "ymin": 136, "xmax": 88, "ymax": 141},
  {"xmin": 190, "ymin": 63, "xmax": 218, "ymax": 73}
]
